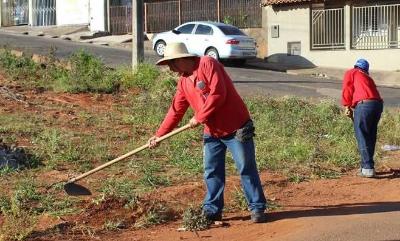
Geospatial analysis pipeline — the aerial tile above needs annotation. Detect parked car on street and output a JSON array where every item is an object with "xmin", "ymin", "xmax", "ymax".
[{"xmin": 152, "ymin": 21, "xmax": 257, "ymax": 65}]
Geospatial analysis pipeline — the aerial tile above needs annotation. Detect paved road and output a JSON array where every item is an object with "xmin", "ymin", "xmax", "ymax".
[{"xmin": 0, "ymin": 31, "xmax": 399, "ymax": 107}]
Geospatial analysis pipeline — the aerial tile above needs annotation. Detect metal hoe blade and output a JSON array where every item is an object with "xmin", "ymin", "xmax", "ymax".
[{"xmin": 64, "ymin": 182, "xmax": 92, "ymax": 196}]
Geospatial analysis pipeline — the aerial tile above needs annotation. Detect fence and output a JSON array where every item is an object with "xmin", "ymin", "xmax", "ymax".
[
  {"xmin": 311, "ymin": 8, "xmax": 345, "ymax": 50},
  {"xmin": 110, "ymin": 5, "xmax": 132, "ymax": 34},
  {"xmin": 109, "ymin": 0, "xmax": 262, "ymax": 35},
  {"xmin": 352, "ymin": 4, "xmax": 400, "ymax": 49},
  {"xmin": 1, "ymin": 0, "xmax": 29, "ymax": 26},
  {"xmin": 145, "ymin": 0, "xmax": 262, "ymax": 33}
]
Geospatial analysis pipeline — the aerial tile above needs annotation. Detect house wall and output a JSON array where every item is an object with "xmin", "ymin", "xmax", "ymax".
[
  {"xmin": 265, "ymin": 5, "xmax": 400, "ymax": 71},
  {"xmin": 242, "ymin": 28, "xmax": 267, "ymax": 58},
  {"xmin": 89, "ymin": 0, "xmax": 106, "ymax": 32},
  {"xmin": 57, "ymin": 0, "xmax": 90, "ymax": 26}
]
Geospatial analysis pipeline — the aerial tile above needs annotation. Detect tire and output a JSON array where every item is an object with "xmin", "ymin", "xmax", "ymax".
[
  {"xmin": 205, "ymin": 47, "xmax": 219, "ymax": 60},
  {"xmin": 155, "ymin": 40, "xmax": 166, "ymax": 57}
]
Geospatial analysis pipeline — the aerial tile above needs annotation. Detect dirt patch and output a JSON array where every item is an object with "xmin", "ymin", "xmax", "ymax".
[{"xmin": 1, "ymin": 76, "xmax": 399, "ymax": 241}]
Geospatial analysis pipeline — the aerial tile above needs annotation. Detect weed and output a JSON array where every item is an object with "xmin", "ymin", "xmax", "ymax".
[
  {"xmin": 231, "ymin": 186, "xmax": 248, "ymax": 211},
  {"xmin": 182, "ymin": 206, "xmax": 211, "ymax": 231},
  {"xmin": 103, "ymin": 219, "xmax": 125, "ymax": 231},
  {"xmin": 97, "ymin": 178, "xmax": 138, "ymax": 208},
  {"xmin": 51, "ymin": 50, "xmax": 119, "ymax": 93},
  {"xmin": 0, "ymin": 195, "xmax": 11, "ymax": 214},
  {"xmin": 0, "ymin": 49, "xmax": 40, "ymax": 87},
  {"xmin": 118, "ymin": 63, "xmax": 160, "ymax": 90},
  {"xmin": 137, "ymin": 162, "xmax": 170, "ymax": 188},
  {"xmin": 267, "ymin": 198, "xmax": 281, "ymax": 211},
  {"xmin": 287, "ymin": 172, "xmax": 307, "ymax": 183},
  {"xmin": 134, "ymin": 202, "xmax": 174, "ymax": 228},
  {"xmin": 0, "ymin": 209, "xmax": 37, "ymax": 241}
]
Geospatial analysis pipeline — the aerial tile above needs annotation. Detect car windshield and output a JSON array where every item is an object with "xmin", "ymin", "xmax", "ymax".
[{"xmin": 218, "ymin": 26, "xmax": 245, "ymax": 36}]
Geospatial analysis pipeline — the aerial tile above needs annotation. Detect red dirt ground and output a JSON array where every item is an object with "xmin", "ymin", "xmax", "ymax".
[{"xmin": 1, "ymin": 74, "xmax": 399, "ymax": 241}]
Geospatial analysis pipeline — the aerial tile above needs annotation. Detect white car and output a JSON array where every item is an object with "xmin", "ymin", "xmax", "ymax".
[{"xmin": 152, "ymin": 21, "xmax": 257, "ymax": 65}]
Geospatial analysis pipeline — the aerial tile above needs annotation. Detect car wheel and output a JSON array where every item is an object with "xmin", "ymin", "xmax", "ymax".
[
  {"xmin": 205, "ymin": 48, "xmax": 219, "ymax": 60},
  {"xmin": 155, "ymin": 40, "xmax": 166, "ymax": 57}
]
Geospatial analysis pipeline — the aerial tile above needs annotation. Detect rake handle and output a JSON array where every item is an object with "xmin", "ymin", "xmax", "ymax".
[{"xmin": 66, "ymin": 124, "xmax": 191, "ymax": 184}]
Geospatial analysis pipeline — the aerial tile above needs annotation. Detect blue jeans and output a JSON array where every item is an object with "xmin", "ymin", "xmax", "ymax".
[
  {"xmin": 202, "ymin": 134, "xmax": 266, "ymax": 215},
  {"xmin": 353, "ymin": 100, "xmax": 383, "ymax": 169}
]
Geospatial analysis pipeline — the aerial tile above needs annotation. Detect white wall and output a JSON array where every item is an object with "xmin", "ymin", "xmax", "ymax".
[
  {"xmin": 265, "ymin": 5, "xmax": 400, "ymax": 71},
  {"xmin": 89, "ymin": 0, "xmax": 106, "ymax": 32},
  {"xmin": 56, "ymin": 0, "xmax": 89, "ymax": 26}
]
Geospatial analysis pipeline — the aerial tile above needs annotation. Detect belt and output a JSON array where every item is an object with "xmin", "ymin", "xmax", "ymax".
[{"xmin": 357, "ymin": 99, "xmax": 382, "ymax": 105}]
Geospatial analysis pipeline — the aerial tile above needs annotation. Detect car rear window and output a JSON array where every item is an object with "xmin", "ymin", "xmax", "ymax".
[
  {"xmin": 195, "ymin": 25, "xmax": 213, "ymax": 35},
  {"xmin": 218, "ymin": 26, "xmax": 245, "ymax": 36}
]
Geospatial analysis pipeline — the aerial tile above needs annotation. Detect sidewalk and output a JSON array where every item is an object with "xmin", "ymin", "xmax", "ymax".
[
  {"xmin": 0, "ymin": 25, "xmax": 399, "ymax": 88},
  {"xmin": 247, "ymin": 59, "xmax": 400, "ymax": 88}
]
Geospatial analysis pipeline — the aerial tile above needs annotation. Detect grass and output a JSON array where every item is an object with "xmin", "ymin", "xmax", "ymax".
[
  {"xmin": 134, "ymin": 202, "xmax": 173, "ymax": 228},
  {"xmin": 96, "ymin": 178, "xmax": 139, "ymax": 208},
  {"xmin": 1, "ymin": 49, "xmax": 400, "ymax": 237}
]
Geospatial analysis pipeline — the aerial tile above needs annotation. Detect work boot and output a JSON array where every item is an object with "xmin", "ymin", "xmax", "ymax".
[
  {"xmin": 203, "ymin": 211, "xmax": 222, "ymax": 222},
  {"xmin": 358, "ymin": 168, "xmax": 376, "ymax": 178},
  {"xmin": 251, "ymin": 211, "xmax": 267, "ymax": 223}
]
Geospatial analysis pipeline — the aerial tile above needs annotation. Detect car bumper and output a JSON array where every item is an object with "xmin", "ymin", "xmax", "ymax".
[{"xmin": 219, "ymin": 49, "xmax": 257, "ymax": 59}]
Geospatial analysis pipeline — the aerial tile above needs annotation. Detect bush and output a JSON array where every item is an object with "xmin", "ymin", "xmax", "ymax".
[
  {"xmin": 52, "ymin": 50, "xmax": 119, "ymax": 93},
  {"xmin": 0, "ymin": 49, "xmax": 40, "ymax": 87}
]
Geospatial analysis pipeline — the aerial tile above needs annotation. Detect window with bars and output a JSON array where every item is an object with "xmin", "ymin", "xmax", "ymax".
[
  {"xmin": 311, "ymin": 8, "xmax": 345, "ymax": 50},
  {"xmin": 352, "ymin": 4, "xmax": 400, "ymax": 49}
]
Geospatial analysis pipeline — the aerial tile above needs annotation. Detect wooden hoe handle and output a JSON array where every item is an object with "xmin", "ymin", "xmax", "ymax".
[{"xmin": 66, "ymin": 124, "xmax": 191, "ymax": 184}]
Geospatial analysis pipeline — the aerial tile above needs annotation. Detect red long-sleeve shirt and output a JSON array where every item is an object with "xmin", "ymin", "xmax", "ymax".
[
  {"xmin": 156, "ymin": 56, "xmax": 250, "ymax": 138},
  {"xmin": 341, "ymin": 68, "xmax": 382, "ymax": 108}
]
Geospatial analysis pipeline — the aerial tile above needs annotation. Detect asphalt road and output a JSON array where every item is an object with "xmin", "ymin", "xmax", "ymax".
[{"xmin": 0, "ymin": 31, "xmax": 399, "ymax": 107}]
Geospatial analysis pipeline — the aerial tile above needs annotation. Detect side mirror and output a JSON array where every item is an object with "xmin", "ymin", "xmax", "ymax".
[{"xmin": 172, "ymin": 29, "xmax": 181, "ymax": 35}]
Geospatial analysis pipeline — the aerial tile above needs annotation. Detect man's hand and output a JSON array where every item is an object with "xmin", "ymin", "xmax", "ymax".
[
  {"xmin": 344, "ymin": 106, "xmax": 353, "ymax": 119},
  {"xmin": 189, "ymin": 117, "xmax": 200, "ymax": 128},
  {"xmin": 148, "ymin": 136, "xmax": 159, "ymax": 148}
]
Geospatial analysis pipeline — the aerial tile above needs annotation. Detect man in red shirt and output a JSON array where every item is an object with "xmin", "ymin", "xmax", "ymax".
[
  {"xmin": 342, "ymin": 59, "xmax": 383, "ymax": 178},
  {"xmin": 148, "ymin": 42, "xmax": 267, "ymax": 223}
]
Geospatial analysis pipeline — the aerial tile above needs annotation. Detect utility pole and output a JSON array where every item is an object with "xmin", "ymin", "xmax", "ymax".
[
  {"xmin": 0, "ymin": 0, "xmax": 2, "ymax": 28},
  {"xmin": 132, "ymin": 0, "xmax": 144, "ymax": 68}
]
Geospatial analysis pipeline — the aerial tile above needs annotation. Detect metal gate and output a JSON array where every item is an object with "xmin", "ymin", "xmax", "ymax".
[
  {"xmin": 32, "ymin": 0, "xmax": 56, "ymax": 26},
  {"xmin": 110, "ymin": 5, "xmax": 132, "ymax": 34},
  {"xmin": 1, "ymin": 0, "xmax": 29, "ymax": 26}
]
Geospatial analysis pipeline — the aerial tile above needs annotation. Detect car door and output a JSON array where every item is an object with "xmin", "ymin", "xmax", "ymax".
[
  {"xmin": 191, "ymin": 24, "xmax": 214, "ymax": 56},
  {"xmin": 174, "ymin": 23, "xmax": 196, "ymax": 51}
]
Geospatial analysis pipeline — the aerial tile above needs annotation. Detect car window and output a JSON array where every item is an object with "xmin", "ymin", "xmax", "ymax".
[
  {"xmin": 195, "ymin": 25, "xmax": 213, "ymax": 35},
  {"xmin": 218, "ymin": 26, "xmax": 245, "ymax": 36},
  {"xmin": 176, "ymin": 24, "xmax": 195, "ymax": 34}
]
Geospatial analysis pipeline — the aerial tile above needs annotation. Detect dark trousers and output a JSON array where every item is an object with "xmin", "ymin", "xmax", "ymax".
[{"xmin": 353, "ymin": 100, "xmax": 383, "ymax": 169}]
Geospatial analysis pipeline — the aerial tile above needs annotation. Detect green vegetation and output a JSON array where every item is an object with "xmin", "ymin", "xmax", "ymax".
[
  {"xmin": 96, "ymin": 178, "xmax": 138, "ymax": 208},
  {"xmin": 134, "ymin": 202, "xmax": 173, "ymax": 228},
  {"xmin": 182, "ymin": 206, "xmax": 212, "ymax": 231},
  {"xmin": 1, "ymin": 49, "xmax": 400, "ymax": 238},
  {"xmin": 231, "ymin": 186, "xmax": 248, "ymax": 211},
  {"xmin": 0, "ymin": 177, "xmax": 77, "ymax": 240}
]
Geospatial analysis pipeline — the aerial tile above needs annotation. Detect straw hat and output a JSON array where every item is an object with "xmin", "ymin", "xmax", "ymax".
[{"xmin": 156, "ymin": 42, "xmax": 198, "ymax": 65}]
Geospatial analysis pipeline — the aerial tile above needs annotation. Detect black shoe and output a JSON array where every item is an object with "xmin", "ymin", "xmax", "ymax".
[
  {"xmin": 203, "ymin": 211, "xmax": 222, "ymax": 222},
  {"xmin": 251, "ymin": 211, "xmax": 267, "ymax": 223}
]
